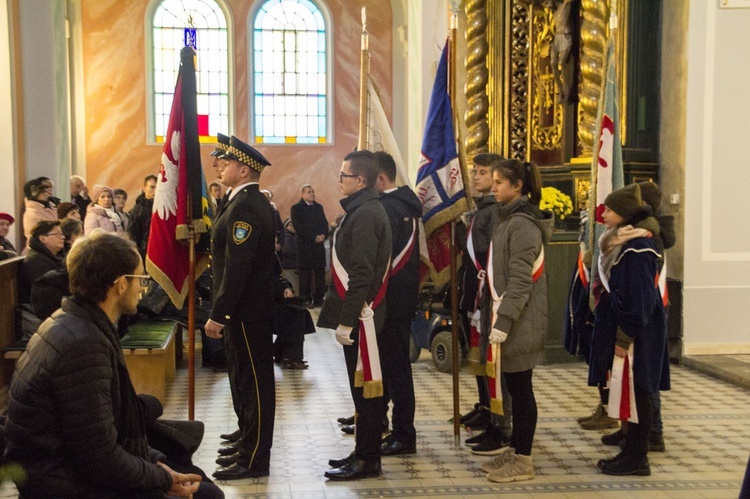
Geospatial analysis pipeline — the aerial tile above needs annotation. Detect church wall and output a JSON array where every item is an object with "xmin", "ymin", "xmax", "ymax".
[
  {"xmin": 77, "ymin": 0, "xmax": 393, "ymax": 221},
  {"xmin": 683, "ymin": 0, "xmax": 750, "ymax": 354},
  {"xmin": 0, "ymin": 0, "xmax": 17, "ymax": 244}
]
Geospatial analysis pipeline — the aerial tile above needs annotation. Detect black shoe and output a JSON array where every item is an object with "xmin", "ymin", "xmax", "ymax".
[
  {"xmin": 284, "ymin": 360, "xmax": 309, "ymax": 370},
  {"xmin": 220, "ymin": 429, "xmax": 241, "ymax": 441},
  {"xmin": 470, "ymin": 427, "xmax": 511, "ymax": 455},
  {"xmin": 649, "ymin": 432, "xmax": 665, "ymax": 452},
  {"xmin": 463, "ymin": 406, "xmax": 491, "ymax": 430},
  {"xmin": 596, "ymin": 451, "xmax": 626, "ymax": 469},
  {"xmin": 337, "ymin": 415, "xmax": 355, "ymax": 425},
  {"xmin": 601, "ymin": 428, "xmax": 626, "ymax": 446},
  {"xmin": 216, "ymin": 452, "xmax": 241, "ymax": 467},
  {"xmin": 599, "ymin": 456, "xmax": 650, "ymax": 476},
  {"xmin": 213, "ymin": 463, "xmax": 269, "ymax": 480},
  {"xmin": 459, "ymin": 404, "xmax": 482, "ymax": 425},
  {"xmin": 464, "ymin": 428, "xmax": 490, "ymax": 446},
  {"xmin": 217, "ymin": 442, "xmax": 241, "ymax": 456},
  {"xmin": 324, "ymin": 458, "xmax": 381, "ymax": 481},
  {"xmin": 341, "ymin": 424, "xmax": 355, "ymax": 435},
  {"xmin": 380, "ymin": 438, "xmax": 416, "ymax": 456},
  {"xmin": 328, "ymin": 452, "xmax": 354, "ymax": 468}
]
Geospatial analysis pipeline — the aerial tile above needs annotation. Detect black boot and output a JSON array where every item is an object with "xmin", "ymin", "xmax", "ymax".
[{"xmin": 599, "ymin": 455, "xmax": 650, "ymax": 476}]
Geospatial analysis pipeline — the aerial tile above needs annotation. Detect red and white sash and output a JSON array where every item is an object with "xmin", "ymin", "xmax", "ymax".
[
  {"xmin": 331, "ymin": 227, "xmax": 390, "ymax": 399},
  {"xmin": 657, "ymin": 256, "xmax": 668, "ymax": 307},
  {"xmin": 484, "ymin": 241, "xmax": 545, "ymax": 416},
  {"xmin": 391, "ymin": 219, "xmax": 417, "ymax": 276},
  {"xmin": 465, "ymin": 219, "xmax": 487, "ymax": 375}
]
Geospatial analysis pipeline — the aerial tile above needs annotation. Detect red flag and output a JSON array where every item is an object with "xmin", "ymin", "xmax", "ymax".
[{"xmin": 146, "ymin": 47, "xmax": 210, "ymax": 309}]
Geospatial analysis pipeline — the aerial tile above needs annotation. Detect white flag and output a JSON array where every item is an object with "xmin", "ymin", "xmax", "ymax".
[{"xmin": 366, "ymin": 77, "xmax": 410, "ymax": 187}]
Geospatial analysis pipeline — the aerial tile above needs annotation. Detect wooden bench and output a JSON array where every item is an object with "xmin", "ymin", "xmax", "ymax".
[
  {"xmin": 120, "ymin": 321, "xmax": 179, "ymax": 404},
  {"xmin": 0, "ymin": 256, "xmax": 24, "ymax": 412}
]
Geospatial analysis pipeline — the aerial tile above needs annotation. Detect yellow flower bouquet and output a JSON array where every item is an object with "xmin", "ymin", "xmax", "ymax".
[{"xmin": 540, "ymin": 186, "xmax": 573, "ymax": 221}]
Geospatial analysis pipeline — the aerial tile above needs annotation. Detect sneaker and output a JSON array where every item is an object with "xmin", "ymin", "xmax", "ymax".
[
  {"xmin": 576, "ymin": 405, "xmax": 600, "ymax": 423},
  {"xmin": 486, "ymin": 453, "xmax": 534, "ymax": 483},
  {"xmin": 648, "ymin": 432, "xmax": 665, "ymax": 452},
  {"xmin": 579, "ymin": 404, "xmax": 619, "ymax": 430},
  {"xmin": 601, "ymin": 428, "xmax": 626, "ymax": 446},
  {"xmin": 465, "ymin": 427, "xmax": 491, "ymax": 447},
  {"xmin": 463, "ymin": 406, "xmax": 491, "ymax": 430},
  {"xmin": 480, "ymin": 447, "xmax": 516, "ymax": 473},
  {"xmin": 459, "ymin": 404, "xmax": 482, "ymax": 425},
  {"xmin": 470, "ymin": 429, "xmax": 511, "ymax": 456}
]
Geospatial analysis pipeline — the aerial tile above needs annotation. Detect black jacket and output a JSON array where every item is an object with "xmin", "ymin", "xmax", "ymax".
[
  {"xmin": 5, "ymin": 298, "xmax": 172, "ymax": 497},
  {"xmin": 72, "ymin": 194, "xmax": 91, "ymax": 220},
  {"xmin": 318, "ymin": 188, "xmax": 392, "ymax": 331},
  {"xmin": 20, "ymin": 236, "xmax": 65, "ymax": 304},
  {"xmin": 380, "ymin": 186, "xmax": 421, "ymax": 320},
  {"xmin": 127, "ymin": 193, "xmax": 154, "ymax": 259},
  {"xmin": 31, "ymin": 268, "xmax": 70, "ymax": 321},
  {"xmin": 290, "ymin": 199, "xmax": 328, "ymax": 269},
  {"xmin": 210, "ymin": 184, "xmax": 276, "ymax": 324},
  {"xmin": 458, "ymin": 195, "xmax": 497, "ymax": 312}
]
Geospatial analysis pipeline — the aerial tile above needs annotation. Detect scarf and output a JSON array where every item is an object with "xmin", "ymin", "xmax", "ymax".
[
  {"xmin": 102, "ymin": 205, "xmax": 124, "ymax": 230},
  {"xmin": 72, "ymin": 297, "xmax": 150, "ymax": 460}
]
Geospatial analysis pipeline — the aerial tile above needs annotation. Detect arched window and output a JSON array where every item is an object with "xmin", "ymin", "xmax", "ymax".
[
  {"xmin": 151, "ymin": 0, "xmax": 230, "ymax": 143},
  {"xmin": 252, "ymin": 0, "xmax": 329, "ymax": 144}
]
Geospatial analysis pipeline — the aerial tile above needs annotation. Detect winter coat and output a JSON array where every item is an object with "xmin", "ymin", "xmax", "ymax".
[
  {"xmin": 588, "ymin": 236, "xmax": 670, "ymax": 393},
  {"xmin": 489, "ymin": 197, "xmax": 553, "ymax": 373},
  {"xmin": 31, "ymin": 268, "xmax": 70, "ymax": 321},
  {"xmin": 380, "ymin": 186, "xmax": 422, "ymax": 320},
  {"xmin": 84, "ymin": 203, "xmax": 127, "ymax": 235},
  {"xmin": 290, "ymin": 199, "xmax": 329, "ymax": 269},
  {"xmin": 4, "ymin": 297, "xmax": 172, "ymax": 498},
  {"xmin": 317, "ymin": 187, "xmax": 392, "ymax": 332},
  {"xmin": 22, "ymin": 199, "xmax": 57, "ymax": 243},
  {"xmin": 127, "ymin": 193, "xmax": 154, "ymax": 258},
  {"xmin": 19, "ymin": 236, "xmax": 65, "ymax": 304}
]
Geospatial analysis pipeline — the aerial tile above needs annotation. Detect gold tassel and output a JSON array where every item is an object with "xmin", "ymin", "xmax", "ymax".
[
  {"xmin": 485, "ymin": 361, "xmax": 496, "ymax": 377},
  {"xmin": 354, "ymin": 370, "xmax": 364, "ymax": 387},
  {"xmin": 490, "ymin": 398, "xmax": 504, "ymax": 416},
  {"xmin": 466, "ymin": 347, "xmax": 485, "ymax": 375},
  {"xmin": 363, "ymin": 380, "xmax": 383, "ymax": 399},
  {"xmin": 176, "ymin": 224, "xmax": 190, "ymax": 240}
]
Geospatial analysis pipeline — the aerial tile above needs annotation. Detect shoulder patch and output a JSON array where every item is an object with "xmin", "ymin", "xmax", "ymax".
[{"xmin": 233, "ymin": 221, "xmax": 252, "ymax": 245}]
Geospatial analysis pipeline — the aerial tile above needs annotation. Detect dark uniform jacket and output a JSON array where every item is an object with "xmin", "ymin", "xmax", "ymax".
[
  {"xmin": 318, "ymin": 187, "xmax": 392, "ymax": 332},
  {"xmin": 380, "ymin": 186, "xmax": 421, "ymax": 320},
  {"xmin": 127, "ymin": 193, "xmax": 154, "ymax": 259},
  {"xmin": 290, "ymin": 199, "xmax": 328, "ymax": 269},
  {"xmin": 459, "ymin": 195, "xmax": 497, "ymax": 313},
  {"xmin": 5, "ymin": 297, "xmax": 172, "ymax": 498},
  {"xmin": 210, "ymin": 183, "xmax": 275, "ymax": 324}
]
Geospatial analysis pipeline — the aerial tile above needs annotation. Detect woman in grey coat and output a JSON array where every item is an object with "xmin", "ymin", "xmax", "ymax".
[{"xmin": 482, "ymin": 159, "xmax": 552, "ymax": 484}]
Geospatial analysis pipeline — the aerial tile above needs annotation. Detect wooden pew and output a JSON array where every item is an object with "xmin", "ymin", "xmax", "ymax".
[
  {"xmin": 120, "ymin": 321, "xmax": 179, "ymax": 404},
  {"xmin": 0, "ymin": 256, "xmax": 24, "ymax": 413}
]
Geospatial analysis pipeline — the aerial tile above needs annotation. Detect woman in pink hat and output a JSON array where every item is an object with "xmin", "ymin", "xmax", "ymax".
[
  {"xmin": 0, "ymin": 212, "xmax": 17, "ymax": 253},
  {"xmin": 84, "ymin": 185, "xmax": 127, "ymax": 235}
]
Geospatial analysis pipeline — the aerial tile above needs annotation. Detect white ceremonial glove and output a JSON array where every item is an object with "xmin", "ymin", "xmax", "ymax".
[
  {"xmin": 489, "ymin": 328, "xmax": 508, "ymax": 345},
  {"xmin": 470, "ymin": 309, "xmax": 482, "ymax": 332},
  {"xmin": 335, "ymin": 325, "xmax": 354, "ymax": 346}
]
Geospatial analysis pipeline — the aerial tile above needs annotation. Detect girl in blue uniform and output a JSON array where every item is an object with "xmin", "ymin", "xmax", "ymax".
[{"xmin": 589, "ymin": 183, "xmax": 669, "ymax": 476}]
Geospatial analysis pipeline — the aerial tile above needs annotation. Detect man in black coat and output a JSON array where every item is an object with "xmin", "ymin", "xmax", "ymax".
[
  {"xmin": 204, "ymin": 135, "xmax": 277, "ymax": 480},
  {"xmin": 373, "ymin": 152, "xmax": 421, "ymax": 456},
  {"xmin": 290, "ymin": 184, "xmax": 329, "ymax": 307},
  {"xmin": 5, "ymin": 230, "xmax": 203, "ymax": 497},
  {"xmin": 127, "ymin": 174, "xmax": 157, "ymax": 260},
  {"xmin": 70, "ymin": 175, "xmax": 91, "ymax": 220},
  {"xmin": 318, "ymin": 150, "xmax": 392, "ymax": 481},
  {"xmin": 19, "ymin": 220, "xmax": 65, "ymax": 304}
]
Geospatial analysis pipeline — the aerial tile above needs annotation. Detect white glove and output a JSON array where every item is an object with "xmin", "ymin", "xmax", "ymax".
[
  {"xmin": 335, "ymin": 325, "xmax": 354, "ymax": 346},
  {"xmin": 489, "ymin": 328, "xmax": 507, "ymax": 345},
  {"xmin": 470, "ymin": 310, "xmax": 481, "ymax": 331}
]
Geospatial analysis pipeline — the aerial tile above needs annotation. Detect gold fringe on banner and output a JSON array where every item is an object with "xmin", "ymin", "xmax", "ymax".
[
  {"xmin": 363, "ymin": 380, "xmax": 383, "ymax": 399},
  {"xmin": 466, "ymin": 347, "xmax": 485, "ymax": 376},
  {"xmin": 490, "ymin": 398, "xmax": 504, "ymax": 416},
  {"xmin": 354, "ymin": 370, "xmax": 364, "ymax": 387},
  {"xmin": 485, "ymin": 361, "xmax": 496, "ymax": 377}
]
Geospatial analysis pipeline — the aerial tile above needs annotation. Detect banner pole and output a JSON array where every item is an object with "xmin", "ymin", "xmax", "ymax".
[
  {"xmin": 357, "ymin": 7, "xmax": 369, "ymax": 151},
  {"xmin": 187, "ymin": 220, "xmax": 196, "ymax": 421}
]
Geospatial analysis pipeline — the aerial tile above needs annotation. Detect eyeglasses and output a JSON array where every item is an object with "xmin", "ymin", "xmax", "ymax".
[
  {"xmin": 339, "ymin": 172, "xmax": 359, "ymax": 182},
  {"xmin": 122, "ymin": 274, "xmax": 152, "ymax": 287}
]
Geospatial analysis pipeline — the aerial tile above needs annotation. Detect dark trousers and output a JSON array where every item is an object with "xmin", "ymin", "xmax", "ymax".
[
  {"xmin": 273, "ymin": 334, "xmax": 304, "ymax": 361},
  {"xmin": 503, "ymin": 369, "xmax": 537, "ymax": 456},
  {"xmin": 623, "ymin": 384, "xmax": 653, "ymax": 461},
  {"xmin": 299, "ymin": 267, "xmax": 325, "ymax": 302},
  {"xmin": 378, "ymin": 318, "xmax": 416, "ymax": 445},
  {"xmin": 224, "ymin": 319, "xmax": 275, "ymax": 470},
  {"xmin": 343, "ymin": 326, "xmax": 383, "ymax": 463}
]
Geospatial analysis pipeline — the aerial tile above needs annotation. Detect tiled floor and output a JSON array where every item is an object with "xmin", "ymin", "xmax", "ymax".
[{"xmin": 2, "ymin": 321, "xmax": 748, "ymax": 498}]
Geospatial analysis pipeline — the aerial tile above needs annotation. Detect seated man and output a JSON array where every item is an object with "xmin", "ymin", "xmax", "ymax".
[
  {"xmin": 19, "ymin": 220, "xmax": 65, "ymax": 304},
  {"xmin": 4, "ymin": 230, "xmax": 212, "ymax": 498}
]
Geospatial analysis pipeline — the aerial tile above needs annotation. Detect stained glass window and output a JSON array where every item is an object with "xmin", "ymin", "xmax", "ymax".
[
  {"xmin": 152, "ymin": 0, "xmax": 229, "ymax": 143},
  {"xmin": 252, "ymin": 0, "xmax": 329, "ymax": 144}
]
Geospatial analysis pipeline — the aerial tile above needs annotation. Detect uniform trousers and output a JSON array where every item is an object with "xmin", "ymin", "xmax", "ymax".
[
  {"xmin": 224, "ymin": 319, "xmax": 275, "ymax": 470},
  {"xmin": 378, "ymin": 317, "xmax": 416, "ymax": 445},
  {"xmin": 343, "ymin": 325, "xmax": 383, "ymax": 463},
  {"xmin": 298, "ymin": 267, "xmax": 325, "ymax": 302}
]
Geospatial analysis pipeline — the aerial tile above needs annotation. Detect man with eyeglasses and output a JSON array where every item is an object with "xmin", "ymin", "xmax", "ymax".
[
  {"xmin": 19, "ymin": 220, "xmax": 66, "ymax": 304},
  {"xmin": 5, "ymin": 230, "xmax": 209, "ymax": 498},
  {"xmin": 204, "ymin": 135, "xmax": 277, "ymax": 480},
  {"xmin": 318, "ymin": 150, "xmax": 392, "ymax": 481}
]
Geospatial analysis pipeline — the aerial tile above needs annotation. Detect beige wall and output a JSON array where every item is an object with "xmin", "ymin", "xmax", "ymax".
[{"xmin": 78, "ymin": 0, "xmax": 393, "ymax": 221}]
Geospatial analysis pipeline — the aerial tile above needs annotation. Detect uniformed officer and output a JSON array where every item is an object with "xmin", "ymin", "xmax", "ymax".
[
  {"xmin": 204, "ymin": 135, "xmax": 276, "ymax": 480},
  {"xmin": 318, "ymin": 150, "xmax": 392, "ymax": 481}
]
